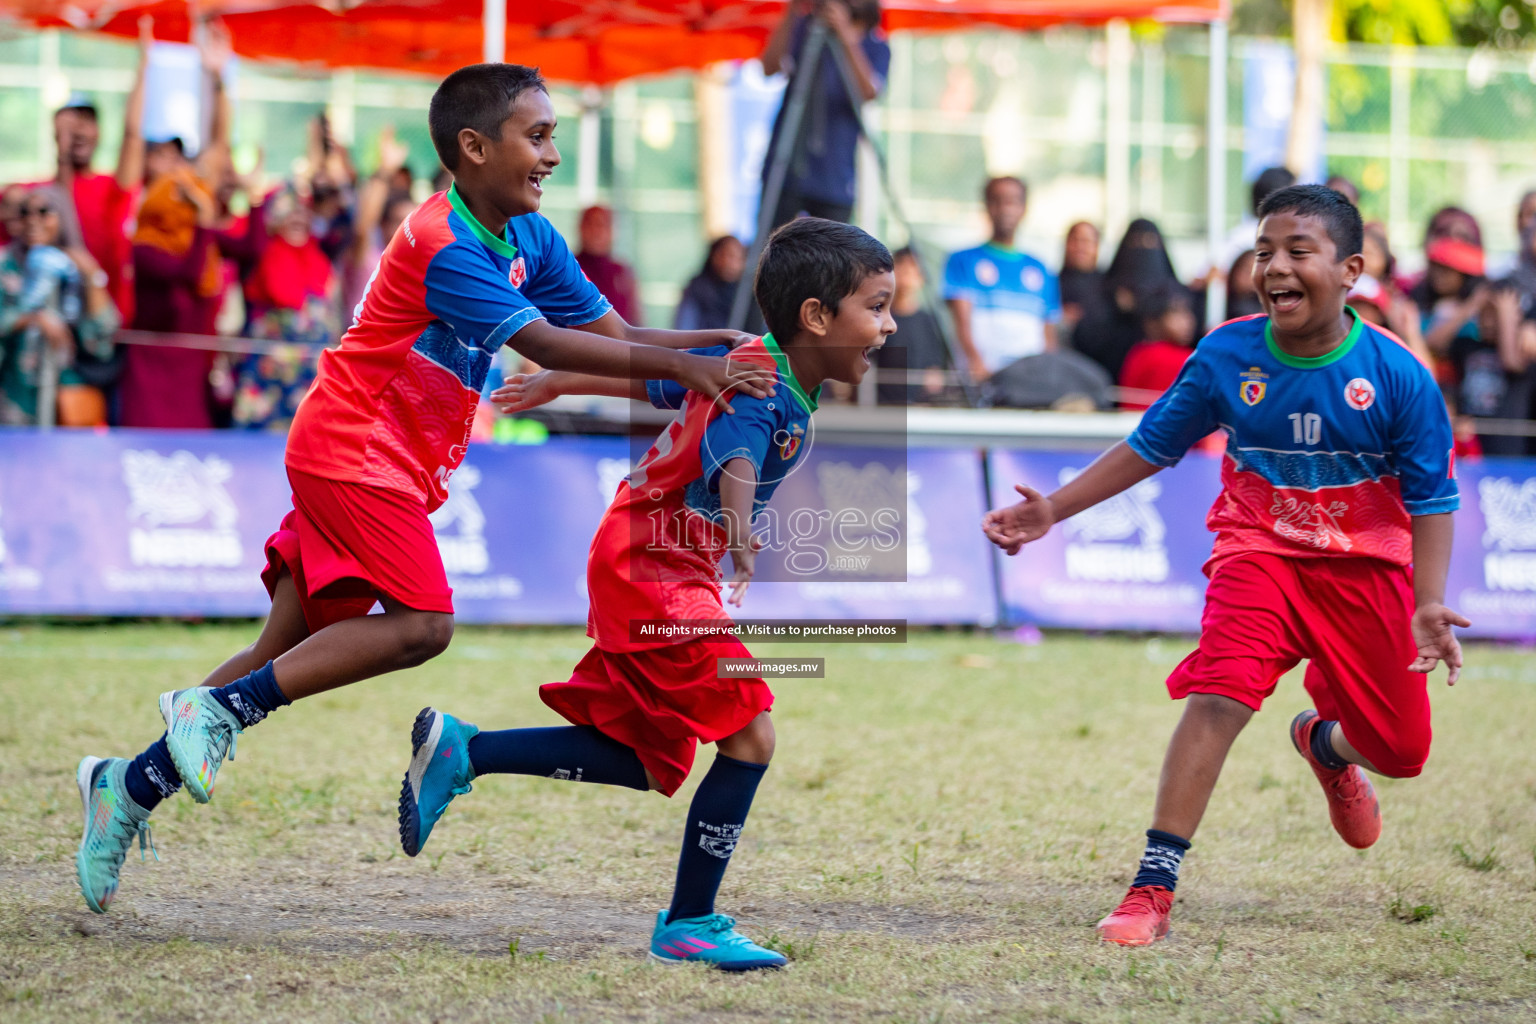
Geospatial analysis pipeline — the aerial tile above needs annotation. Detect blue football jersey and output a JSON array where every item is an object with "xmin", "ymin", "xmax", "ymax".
[{"xmin": 1128, "ymin": 310, "xmax": 1459, "ymax": 569}]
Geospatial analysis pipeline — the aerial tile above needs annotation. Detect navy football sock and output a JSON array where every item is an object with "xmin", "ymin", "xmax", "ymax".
[
  {"xmin": 1310, "ymin": 719, "xmax": 1350, "ymax": 771},
  {"xmin": 467, "ymin": 726, "xmax": 649, "ymax": 790},
  {"xmin": 1131, "ymin": 829, "xmax": 1191, "ymax": 891},
  {"xmin": 667, "ymin": 754, "xmax": 769, "ymax": 923},
  {"xmin": 212, "ymin": 661, "xmax": 290, "ymax": 728},
  {"xmin": 122, "ymin": 733, "xmax": 181, "ymax": 811}
]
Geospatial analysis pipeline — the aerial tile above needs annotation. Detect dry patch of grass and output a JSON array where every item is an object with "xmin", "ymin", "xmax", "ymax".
[{"xmin": 2, "ymin": 623, "xmax": 1534, "ymax": 1022}]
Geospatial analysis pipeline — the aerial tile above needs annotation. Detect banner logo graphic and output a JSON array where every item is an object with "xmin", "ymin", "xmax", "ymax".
[{"xmin": 122, "ymin": 450, "xmax": 242, "ymax": 568}]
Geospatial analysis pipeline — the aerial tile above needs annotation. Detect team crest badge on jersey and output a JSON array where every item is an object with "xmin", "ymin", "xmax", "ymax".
[
  {"xmin": 1239, "ymin": 366, "xmax": 1269, "ymax": 406},
  {"xmin": 508, "ymin": 256, "xmax": 527, "ymax": 289},
  {"xmin": 1344, "ymin": 377, "xmax": 1376, "ymax": 411},
  {"xmin": 778, "ymin": 422, "xmax": 805, "ymax": 461}
]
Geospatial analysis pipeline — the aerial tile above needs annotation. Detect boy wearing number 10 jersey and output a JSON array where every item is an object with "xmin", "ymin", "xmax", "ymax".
[{"xmin": 983, "ymin": 185, "xmax": 1466, "ymax": 945}]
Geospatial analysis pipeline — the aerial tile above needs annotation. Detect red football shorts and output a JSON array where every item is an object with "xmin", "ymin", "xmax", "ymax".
[
  {"xmin": 1167, "ymin": 552, "xmax": 1432, "ymax": 778},
  {"xmin": 261, "ymin": 467, "xmax": 454, "ymax": 634},
  {"xmin": 539, "ymin": 636, "xmax": 774, "ymax": 797}
]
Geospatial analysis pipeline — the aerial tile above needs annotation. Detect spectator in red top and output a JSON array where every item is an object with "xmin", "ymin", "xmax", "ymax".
[
  {"xmin": 38, "ymin": 19, "xmax": 151, "ymax": 325},
  {"xmin": 575, "ymin": 205, "xmax": 642, "ymax": 324},
  {"xmin": 233, "ymin": 186, "xmax": 338, "ymax": 431},
  {"xmin": 1118, "ymin": 283, "xmax": 1198, "ymax": 411}
]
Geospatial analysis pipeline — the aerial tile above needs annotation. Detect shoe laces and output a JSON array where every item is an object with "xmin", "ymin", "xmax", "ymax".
[
  {"xmin": 694, "ymin": 914, "xmax": 750, "ymax": 944},
  {"xmin": 1117, "ymin": 886, "xmax": 1172, "ymax": 918},
  {"xmin": 431, "ymin": 779, "xmax": 473, "ymax": 818},
  {"xmin": 1324, "ymin": 765, "xmax": 1368, "ymax": 802},
  {"xmin": 204, "ymin": 708, "xmax": 238, "ymax": 764},
  {"xmin": 101, "ymin": 806, "xmax": 157, "ymax": 866}
]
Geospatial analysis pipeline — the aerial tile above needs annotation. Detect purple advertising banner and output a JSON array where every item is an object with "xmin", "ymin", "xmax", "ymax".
[
  {"xmin": 0, "ymin": 429, "xmax": 291, "ymax": 616},
  {"xmin": 988, "ymin": 448, "xmax": 1224, "ymax": 632},
  {"xmin": 0, "ymin": 430, "xmax": 998, "ymax": 627},
  {"xmin": 0, "ymin": 429, "xmax": 629, "ymax": 623},
  {"xmin": 4, "ymin": 429, "xmax": 1532, "ymax": 637},
  {"xmin": 746, "ymin": 445, "xmax": 997, "ymax": 625},
  {"xmin": 438, "ymin": 436, "xmax": 630, "ymax": 624},
  {"xmin": 1444, "ymin": 457, "xmax": 1536, "ymax": 641}
]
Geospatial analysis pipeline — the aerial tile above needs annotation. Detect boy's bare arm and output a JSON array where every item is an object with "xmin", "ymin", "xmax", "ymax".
[
  {"xmin": 719, "ymin": 457, "xmax": 761, "ymax": 607},
  {"xmin": 982, "ymin": 442, "xmax": 1160, "ymax": 555},
  {"xmin": 490, "ymin": 370, "xmax": 644, "ymax": 414},
  {"xmin": 574, "ymin": 308, "xmax": 756, "ymax": 351},
  {"xmin": 509, "ymin": 319, "xmax": 770, "ymax": 414},
  {"xmin": 1408, "ymin": 512, "xmax": 1471, "ymax": 684}
]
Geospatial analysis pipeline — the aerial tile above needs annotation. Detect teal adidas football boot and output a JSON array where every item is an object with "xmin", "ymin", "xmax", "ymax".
[
  {"xmin": 649, "ymin": 911, "xmax": 787, "ymax": 971},
  {"xmin": 398, "ymin": 707, "xmax": 478, "ymax": 857},
  {"xmin": 160, "ymin": 687, "xmax": 242, "ymax": 803},
  {"xmin": 75, "ymin": 756, "xmax": 156, "ymax": 914}
]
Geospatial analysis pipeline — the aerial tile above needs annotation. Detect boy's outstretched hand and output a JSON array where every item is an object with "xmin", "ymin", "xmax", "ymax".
[
  {"xmin": 1408, "ymin": 602, "xmax": 1472, "ymax": 684},
  {"xmin": 491, "ymin": 371, "xmax": 559, "ymax": 414},
  {"xmin": 680, "ymin": 352, "xmax": 776, "ymax": 415},
  {"xmin": 981, "ymin": 484, "xmax": 1056, "ymax": 555},
  {"xmin": 728, "ymin": 536, "xmax": 764, "ymax": 607}
]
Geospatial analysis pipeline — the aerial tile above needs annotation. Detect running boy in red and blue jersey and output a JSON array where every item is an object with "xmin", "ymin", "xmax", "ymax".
[
  {"xmin": 982, "ymin": 185, "xmax": 1468, "ymax": 946},
  {"xmin": 73, "ymin": 63, "xmax": 774, "ymax": 915},
  {"xmin": 397, "ymin": 218, "xmax": 895, "ymax": 970}
]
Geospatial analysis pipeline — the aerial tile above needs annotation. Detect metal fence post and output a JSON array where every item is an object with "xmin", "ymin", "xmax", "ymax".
[
  {"xmin": 37, "ymin": 343, "xmax": 58, "ymax": 431},
  {"xmin": 1205, "ymin": 19, "xmax": 1229, "ymax": 329},
  {"xmin": 482, "ymin": 0, "xmax": 506, "ymax": 64},
  {"xmin": 1104, "ymin": 19, "xmax": 1133, "ymax": 250},
  {"xmin": 1139, "ymin": 34, "xmax": 1166, "ymax": 217},
  {"xmin": 1388, "ymin": 47, "xmax": 1411, "ymax": 253}
]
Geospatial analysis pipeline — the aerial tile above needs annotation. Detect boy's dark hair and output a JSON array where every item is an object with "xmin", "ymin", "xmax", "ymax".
[
  {"xmin": 984, "ymin": 176, "xmax": 1028, "ymax": 203},
  {"xmin": 754, "ymin": 218, "xmax": 893, "ymax": 342},
  {"xmin": 1250, "ymin": 166, "xmax": 1296, "ymax": 216},
  {"xmin": 429, "ymin": 64, "xmax": 548, "ymax": 171},
  {"xmin": 1257, "ymin": 184, "xmax": 1364, "ymax": 261}
]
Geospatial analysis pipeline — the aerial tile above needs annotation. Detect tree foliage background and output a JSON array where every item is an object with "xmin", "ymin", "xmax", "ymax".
[{"xmin": 1234, "ymin": 0, "xmax": 1536, "ymax": 48}]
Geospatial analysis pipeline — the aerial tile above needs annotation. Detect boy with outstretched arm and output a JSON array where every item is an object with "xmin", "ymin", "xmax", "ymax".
[
  {"xmin": 396, "ymin": 218, "xmax": 895, "ymax": 970},
  {"xmin": 74, "ymin": 63, "xmax": 776, "ymax": 914},
  {"xmin": 982, "ymin": 185, "xmax": 1467, "ymax": 946}
]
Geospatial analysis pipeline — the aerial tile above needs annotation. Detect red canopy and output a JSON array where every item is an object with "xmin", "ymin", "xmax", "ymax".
[{"xmin": 1, "ymin": 1, "xmax": 1227, "ymax": 82}]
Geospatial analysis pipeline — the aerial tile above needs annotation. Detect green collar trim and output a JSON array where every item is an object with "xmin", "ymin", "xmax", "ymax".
[
  {"xmin": 447, "ymin": 184, "xmax": 517, "ymax": 259},
  {"xmin": 983, "ymin": 241, "xmax": 1018, "ymax": 255},
  {"xmin": 1265, "ymin": 305, "xmax": 1363, "ymax": 369},
  {"xmin": 761, "ymin": 333, "xmax": 820, "ymax": 413}
]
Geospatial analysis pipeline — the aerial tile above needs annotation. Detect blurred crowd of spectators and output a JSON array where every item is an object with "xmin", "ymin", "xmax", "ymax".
[
  {"xmin": 864, "ymin": 166, "xmax": 1536, "ymax": 458},
  {"xmin": 5, "ymin": 7, "xmax": 1536, "ymax": 459},
  {"xmin": 0, "ymin": 22, "xmax": 416, "ymax": 431}
]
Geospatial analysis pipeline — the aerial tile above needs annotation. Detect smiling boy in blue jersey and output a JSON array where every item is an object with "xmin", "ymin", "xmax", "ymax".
[
  {"xmin": 72, "ymin": 62, "xmax": 777, "ymax": 918},
  {"xmin": 983, "ymin": 185, "xmax": 1467, "ymax": 945}
]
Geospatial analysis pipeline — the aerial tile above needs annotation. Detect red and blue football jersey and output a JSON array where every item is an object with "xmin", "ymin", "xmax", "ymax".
[
  {"xmin": 1128, "ymin": 309, "xmax": 1459, "ymax": 571},
  {"xmin": 286, "ymin": 186, "xmax": 610, "ymax": 510},
  {"xmin": 587, "ymin": 335, "xmax": 819, "ymax": 651}
]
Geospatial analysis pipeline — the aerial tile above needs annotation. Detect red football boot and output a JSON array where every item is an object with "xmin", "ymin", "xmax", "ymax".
[
  {"xmin": 1290, "ymin": 709, "xmax": 1381, "ymax": 849},
  {"xmin": 1096, "ymin": 885, "xmax": 1174, "ymax": 946}
]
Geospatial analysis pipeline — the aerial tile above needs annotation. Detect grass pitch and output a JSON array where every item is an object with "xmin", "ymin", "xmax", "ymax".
[{"xmin": 2, "ymin": 623, "xmax": 1534, "ymax": 1023}]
